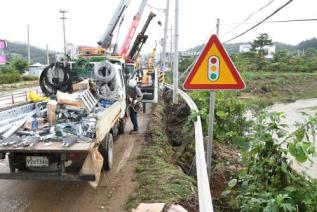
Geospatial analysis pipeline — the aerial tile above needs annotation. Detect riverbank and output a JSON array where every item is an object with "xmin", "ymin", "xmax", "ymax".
[
  {"xmin": 270, "ymin": 98, "xmax": 317, "ymax": 178},
  {"xmin": 241, "ymin": 71, "xmax": 317, "ymax": 106}
]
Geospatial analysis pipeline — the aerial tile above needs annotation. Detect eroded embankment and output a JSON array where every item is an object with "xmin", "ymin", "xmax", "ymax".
[
  {"xmin": 127, "ymin": 89, "xmax": 198, "ymax": 211},
  {"xmin": 127, "ymin": 89, "xmax": 243, "ymax": 211}
]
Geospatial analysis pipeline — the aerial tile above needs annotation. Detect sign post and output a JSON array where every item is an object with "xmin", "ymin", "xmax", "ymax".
[
  {"xmin": 206, "ymin": 19, "xmax": 220, "ymax": 178},
  {"xmin": 183, "ymin": 31, "xmax": 245, "ymax": 181}
]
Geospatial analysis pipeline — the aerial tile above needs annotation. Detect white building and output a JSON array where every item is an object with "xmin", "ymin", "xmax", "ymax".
[
  {"xmin": 28, "ymin": 63, "xmax": 47, "ymax": 78},
  {"xmin": 239, "ymin": 44, "xmax": 276, "ymax": 59},
  {"xmin": 239, "ymin": 44, "xmax": 252, "ymax": 53}
]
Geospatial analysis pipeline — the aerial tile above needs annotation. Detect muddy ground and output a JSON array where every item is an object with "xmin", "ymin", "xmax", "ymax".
[{"xmin": 0, "ymin": 106, "xmax": 152, "ymax": 212}]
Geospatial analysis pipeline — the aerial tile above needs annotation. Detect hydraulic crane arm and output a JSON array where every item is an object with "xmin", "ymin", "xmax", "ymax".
[
  {"xmin": 99, "ymin": 0, "xmax": 131, "ymax": 49},
  {"xmin": 118, "ymin": 0, "xmax": 149, "ymax": 56},
  {"xmin": 128, "ymin": 12, "xmax": 156, "ymax": 60}
]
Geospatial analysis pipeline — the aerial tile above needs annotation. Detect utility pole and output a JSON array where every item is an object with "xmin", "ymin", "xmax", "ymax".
[
  {"xmin": 173, "ymin": 0, "xmax": 179, "ymax": 104},
  {"xmin": 169, "ymin": 25, "xmax": 173, "ymax": 68},
  {"xmin": 161, "ymin": 0, "xmax": 170, "ymax": 78},
  {"xmin": 27, "ymin": 24, "xmax": 31, "ymax": 65},
  {"xmin": 46, "ymin": 44, "xmax": 49, "ymax": 65},
  {"xmin": 207, "ymin": 18, "xmax": 220, "ymax": 178},
  {"xmin": 59, "ymin": 9, "xmax": 68, "ymax": 60}
]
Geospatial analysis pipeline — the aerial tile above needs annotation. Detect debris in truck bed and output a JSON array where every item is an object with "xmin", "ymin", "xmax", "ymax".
[
  {"xmin": 72, "ymin": 79, "xmax": 90, "ymax": 91},
  {"xmin": 61, "ymin": 135, "xmax": 78, "ymax": 147},
  {"xmin": 39, "ymin": 62, "xmax": 78, "ymax": 96},
  {"xmin": 47, "ymin": 100, "xmax": 57, "ymax": 125},
  {"xmin": 0, "ymin": 135, "xmax": 23, "ymax": 147},
  {"xmin": 28, "ymin": 91, "xmax": 50, "ymax": 102},
  {"xmin": 18, "ymin": 136, "xmax": 41, "ymax": 147},
  {"xmin": 57, "ymin": 91, "xmax": 82, "ymax": 108},
  {"xmin": 0, "ymin": 76, "xmax": 118, "ymax": 148}
]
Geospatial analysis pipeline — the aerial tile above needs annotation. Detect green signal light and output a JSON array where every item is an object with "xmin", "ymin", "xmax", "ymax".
[{"xmin": 210, "ymin": 73, "xmax": 217, "ymax": 80}]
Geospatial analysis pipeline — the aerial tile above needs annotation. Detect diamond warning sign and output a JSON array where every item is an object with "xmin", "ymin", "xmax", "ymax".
[{"xmin": 183, "ymin": 34, "xmax": 245, "ymax": 90}]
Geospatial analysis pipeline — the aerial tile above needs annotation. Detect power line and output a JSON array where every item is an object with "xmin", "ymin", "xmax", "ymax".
[
  {"xmin": 258, "ymin": 18, "xmax": 317, "ymax": 24},
  {"xmin": 222, "ymin": 0, "xmax": 276, "ymax": 38},
  {"xmin": 222, "ymin": 18, "xmax": 317, "ymax": 25},
  {"xmin": 147, "ymin": 3, "xmax": 165, "ymax": 12},
  {"xmin": 224, "ymin": 0, "xmax": 294, "ymax": 44}
]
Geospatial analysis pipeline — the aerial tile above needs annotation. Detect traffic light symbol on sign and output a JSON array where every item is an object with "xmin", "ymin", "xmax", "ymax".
[{"xmin": 208, "ymin": 56, "xmax": 219, "ymax": 81}]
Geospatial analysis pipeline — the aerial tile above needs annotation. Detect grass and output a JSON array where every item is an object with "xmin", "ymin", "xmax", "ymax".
[
  {"xmin": 241, "ymin": 71, "xmax": 317, "ymax": 106},
  {"xmin": 0, "ymin": 80, "xmax": 39, "ymax": 92},
  {"xmin": 126, "ymin": 103, "xmax": 196, "ymax": 210}
]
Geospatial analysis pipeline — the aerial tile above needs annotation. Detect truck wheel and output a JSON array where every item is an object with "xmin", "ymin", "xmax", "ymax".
[
  {"xmin": 8, "ymin": 153, "xmax": 15, "ymax": 173},
  {"xmin": 118, "ymin": 118, "xmax": 125, "ymax": 134},
  {"xmin": 99, "ymin": 133, "xmax": 113, "ymax": 170}
]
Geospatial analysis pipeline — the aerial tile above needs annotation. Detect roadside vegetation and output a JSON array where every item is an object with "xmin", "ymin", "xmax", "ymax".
[
  {"xmin": 174, "ymin": 34, "xmax": 317, "ymax": 210},
  {"xmin": 126, "ymin": 96, "xmax": 198, "ymax": 211},
  {"xmin": 0, "ymin": 57, "xmax": 39, "ymax": 90},
  {"xmin": 189, "ymin": 89, "xmax": 317, "ymax": 211}
]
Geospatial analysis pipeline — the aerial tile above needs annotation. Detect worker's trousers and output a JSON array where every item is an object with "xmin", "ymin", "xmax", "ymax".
[{"xmin": 130, "ymin": 108, "xmax": 138, "ymax": 131}]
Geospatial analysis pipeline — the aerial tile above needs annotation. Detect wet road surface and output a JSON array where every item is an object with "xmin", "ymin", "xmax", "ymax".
[{"xmin": 0, "ymin": 105, "xmax": 151, "ymax": 212}]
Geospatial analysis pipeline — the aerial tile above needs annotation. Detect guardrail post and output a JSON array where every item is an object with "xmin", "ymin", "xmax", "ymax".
[{"xmin": 11, "ymin": 94, "xmax": 14, "ymax": 104}]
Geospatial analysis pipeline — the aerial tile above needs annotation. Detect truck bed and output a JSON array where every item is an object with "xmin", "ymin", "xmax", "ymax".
[
  {"xmin": 0, "ymin": 142, "xmax": 94, "ymax": 153},
  {"xmin": 0, "ymin": 100, "xmax": 122, "ymax": 153}
]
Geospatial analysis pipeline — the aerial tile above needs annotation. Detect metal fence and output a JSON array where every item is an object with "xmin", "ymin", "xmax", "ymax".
[
  {"xmin": 165, "ymin": 84, "xmax": 214, "ymax": 212},
  {"xmin": 0, "ymin": 89, "xmax": 41, "ymax": 108}
]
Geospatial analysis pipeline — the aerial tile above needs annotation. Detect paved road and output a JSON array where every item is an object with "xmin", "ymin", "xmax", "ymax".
[{"xmin": 0, "ymin": 106, "xmax": 151, "ymax": 212}]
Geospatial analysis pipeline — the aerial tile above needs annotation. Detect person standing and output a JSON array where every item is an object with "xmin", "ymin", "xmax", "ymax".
[{"xmin": 127, "ymin": 78, "xmax": 143, "ymax": 133}]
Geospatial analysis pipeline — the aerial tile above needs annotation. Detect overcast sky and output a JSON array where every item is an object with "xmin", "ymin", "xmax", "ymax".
[{"xmin": 0, "ymin": 0, "xmax": 316, "ymax": 53}]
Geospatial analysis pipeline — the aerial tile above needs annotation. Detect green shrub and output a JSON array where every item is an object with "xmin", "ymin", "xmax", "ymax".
[
  {"xmin": 189, "ymin": 91, "xmax": 252, "ymax": 147},
  {"xmin": 0, "ymin": 72, "xmax": 20, "ymax": 84},
  {"xmin": 222, "ymin": 112, "xmax": 317, "ymax": 211},
  {"xmin": 22, "ymin": 75, "xmax": 38, "ymax": 81}
]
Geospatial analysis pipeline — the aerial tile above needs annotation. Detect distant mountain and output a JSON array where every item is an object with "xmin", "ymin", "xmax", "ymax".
[
  {"xmin": 5, "ymin": 41, "xmax": 56, "ymax": 64},
  {"xmin": 274, "ymin": 42, "xmax": 296, "ymax": 52},
  {"xmin": 298, "ymin": 38, "xmax": 317, "ymax": 50},
  {"xmin": 188, "ymin": 42, "xmax": 250, "ymax": 54},
  {"xmin": 186, "ymin": 38, "xmax": 317, "ymax": 55}
]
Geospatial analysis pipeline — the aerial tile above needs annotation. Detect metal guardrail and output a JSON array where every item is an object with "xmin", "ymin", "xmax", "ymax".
[
  {"xmin": 165, "ymin": 84, "xmax": 213, "ymax": 212},
  {"xmin": 0, "ymin": 89, "xmax": 41, "ymax": 107}
]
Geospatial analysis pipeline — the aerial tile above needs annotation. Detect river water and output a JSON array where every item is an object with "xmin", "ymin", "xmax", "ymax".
[{"xmin": 269, "ymin": 98, "xmax": 317, "ymax": 178}]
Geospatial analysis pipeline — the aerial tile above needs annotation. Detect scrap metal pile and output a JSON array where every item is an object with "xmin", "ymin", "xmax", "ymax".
[{"xmin": 0, "ymin": 61, "xmax": 121, "ymax": 148}]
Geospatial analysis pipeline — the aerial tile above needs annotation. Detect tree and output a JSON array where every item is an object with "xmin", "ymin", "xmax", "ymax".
[
  {"xmin": 273, "ymin": 50, "xmax": 290, "ymax": 63},
  {"xmin": 10, "ymin": 58, "xmax": 28, "ymax": 74},
  {"xmin": 251, "ymin": 33, "xmax": 273, "ymax": 57},
  {"xmin": 179, "ymin": 56, "xmax": 195, "ymax": 73}
]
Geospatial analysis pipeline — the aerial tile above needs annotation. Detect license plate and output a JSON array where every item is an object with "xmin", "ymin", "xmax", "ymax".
[{"xmin": 26, "ymin": 156, "xmax": 49, "ymax": 167}]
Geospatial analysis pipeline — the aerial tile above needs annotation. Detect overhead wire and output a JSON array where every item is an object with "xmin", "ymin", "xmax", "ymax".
[
  {"xmin": 224, "ymin": 0, "xmax": 294, "ymax": 43},
  {"xmin": 146, "ymin": 3, "xmax": 165, "ymax": 12},
  {"xmin": 221, "ymin": 18, "xmax": 317, "ymax": 25},
  {"xmin": 222, "ymin": 0, "xmax": 276, "ymax": 38}
]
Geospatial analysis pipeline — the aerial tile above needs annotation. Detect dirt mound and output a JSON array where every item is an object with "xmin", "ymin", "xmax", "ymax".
[{"xmin": 211, "ymin": 141, "xmax": 241, "ymax": 198}]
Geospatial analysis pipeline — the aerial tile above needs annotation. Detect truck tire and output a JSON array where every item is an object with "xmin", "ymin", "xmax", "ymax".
[
  {"xmin": 118, "ymin": 118, "xmax": 125, "ymax": 134},
  {"xmin": 99, "ymin": 133, "xmax": 113, "ymax": 170}
]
